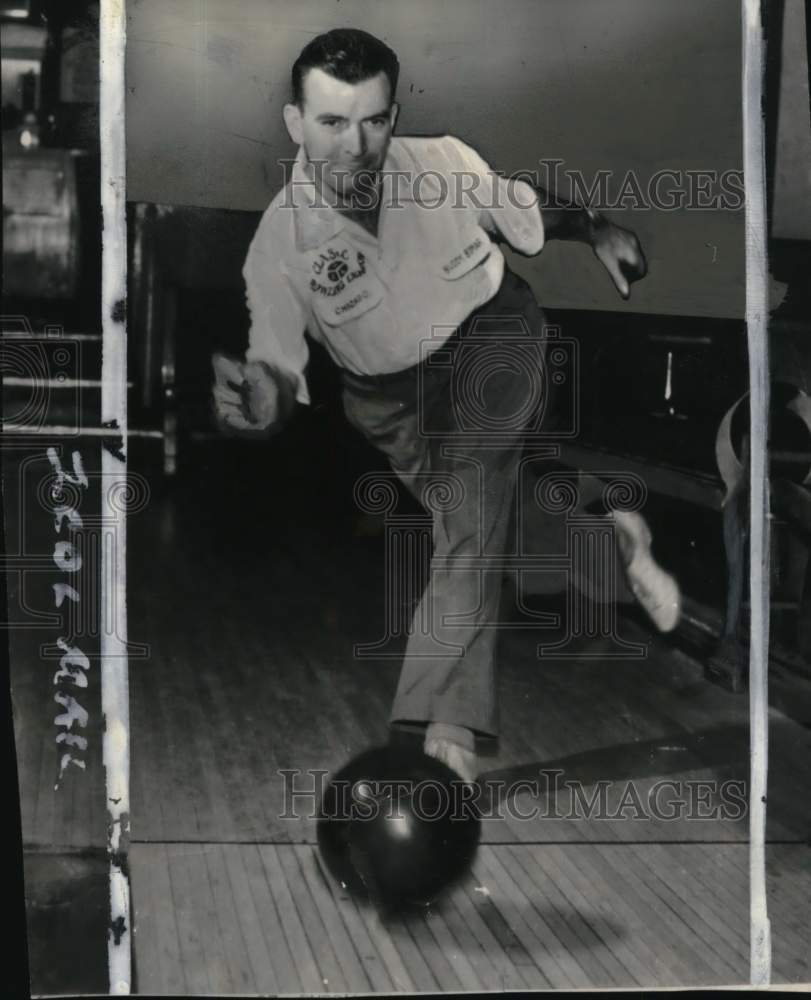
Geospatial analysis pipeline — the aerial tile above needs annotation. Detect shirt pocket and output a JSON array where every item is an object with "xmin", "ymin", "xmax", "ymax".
[{"xmin": 435, "ymin": 223, "xmax": 493, "ymax": 280}]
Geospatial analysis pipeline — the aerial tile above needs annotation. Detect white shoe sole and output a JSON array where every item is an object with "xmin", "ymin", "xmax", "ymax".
[
  {"xmin": 423, "ymin": 738, "xmax": 478, "ymax": 785},
  {"xmin": 613, "ymin": 510, "xmax": 682, "ymax": 633}
]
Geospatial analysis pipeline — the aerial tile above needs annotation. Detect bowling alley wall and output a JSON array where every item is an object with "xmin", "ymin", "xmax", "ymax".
[{"xmin": 125, "ymin": 0, "xmax": 747, "ymax": 318}]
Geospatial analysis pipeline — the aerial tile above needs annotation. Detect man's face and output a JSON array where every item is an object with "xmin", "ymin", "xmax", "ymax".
[{"xmin": 284, "ymin": 67, "xmax": 398, "ymax": 203}]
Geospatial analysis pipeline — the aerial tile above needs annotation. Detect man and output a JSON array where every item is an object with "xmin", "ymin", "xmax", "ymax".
[{"xmin": 213, "ymin": 28, "xmax": 680, "ymax": 783}]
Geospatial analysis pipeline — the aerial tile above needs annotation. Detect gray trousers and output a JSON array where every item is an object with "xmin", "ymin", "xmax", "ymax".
[{"xmin": 341, "ymin": 267, "xmax": 558, "ymax": 738}]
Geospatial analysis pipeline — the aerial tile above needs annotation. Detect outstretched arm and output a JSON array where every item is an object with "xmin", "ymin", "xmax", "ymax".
[
  {"xmin": 212, "ymin": 222, "xmax": 309, "ymax": 438},
  {"xmin": 535, "ymin": 187, "xmax": 648, "ymax": 300},
  {"xmin": 445, "ymin": 136, "xmax": 647, "ymax": 299}
]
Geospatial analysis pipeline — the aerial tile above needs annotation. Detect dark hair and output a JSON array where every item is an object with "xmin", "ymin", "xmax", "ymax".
[{"xmin": 291, "ymin": 28, "xmax": 400, "ymax": 107}]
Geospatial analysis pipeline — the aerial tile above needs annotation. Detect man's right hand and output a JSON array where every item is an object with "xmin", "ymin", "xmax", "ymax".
[{"xmin": 212, "ymin": 352, "xmax": 285, "ymax": 435}]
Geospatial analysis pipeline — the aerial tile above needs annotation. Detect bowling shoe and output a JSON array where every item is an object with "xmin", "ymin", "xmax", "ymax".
[
  {"xmin": 612, "ymin": 509, "xmax": 681, "ymax": 633},
  {"xmin": 424, "ymin": 722, "xmax": 478, "ymax": 785}
]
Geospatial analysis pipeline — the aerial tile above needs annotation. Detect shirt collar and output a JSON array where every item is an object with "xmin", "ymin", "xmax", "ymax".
[
  {"xmin": 290, "ymin": 147, "xmax": 347, "ymax": 252},
  {"xmin": 289, "ymin": 141, "xmax": 406, "ymax": 252}
]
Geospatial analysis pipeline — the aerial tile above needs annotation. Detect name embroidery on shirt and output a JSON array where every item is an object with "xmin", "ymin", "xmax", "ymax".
[
  {"xmin": 442, "ymin": 236, "xmax": 484, "ymax": 275},
  {"xmin": 335, "ymin": 290, "xmax": 371, "ymax": 316}
]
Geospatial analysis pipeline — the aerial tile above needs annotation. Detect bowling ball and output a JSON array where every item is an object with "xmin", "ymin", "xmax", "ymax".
[{"xmin": 317, "ymin": 745, "xmax": 481, "ymax": 909}]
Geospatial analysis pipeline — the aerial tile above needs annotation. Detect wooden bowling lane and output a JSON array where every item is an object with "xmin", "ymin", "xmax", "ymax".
[
  {"xmin": 123, "ymin": 444, "xmax": 811, "ymax": 989},
  {"xmin": 128, "ymin": 840, "xmax": 811, "ymax": 991},
  {"xmin": 126, "ymin": 505, "xmax": 811, "ymax": 846}
]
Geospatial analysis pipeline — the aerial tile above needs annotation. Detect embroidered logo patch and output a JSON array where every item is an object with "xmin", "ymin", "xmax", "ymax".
[
  {"xmin": 327, "ymin": 259, "xmax": 349, "ymax": 282},
  {"xmin": 310, "ymin": 244, "xmax": 367, "ymax": 297}
]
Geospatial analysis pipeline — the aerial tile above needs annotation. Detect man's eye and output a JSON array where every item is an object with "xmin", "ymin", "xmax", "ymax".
[
  {"xmin": 322, "ymin": 119, "xmax": 342, "ymax": 128},
  {"xmin": 368, "ymin": 118, "xmax": 388, "ymax": 128}
]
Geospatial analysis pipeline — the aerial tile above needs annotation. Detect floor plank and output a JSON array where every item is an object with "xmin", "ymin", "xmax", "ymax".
[
  {"xmin": 371, "ymin": 910, "xmax": 439, "ymax": 993},
  {"xmin": 202, "ymin": 845, "xmax": 259, "ymax": 994},
  {"xmin": 296, "ymin": 845, "xmax": 394, "ymax": 993},
  {"xmin": 255, "ymin": 845, "xmax": 327, "ymax": 993},
  {"xmin": 503, "ymin": 844, "xmax": 630, "ymax": 986},
  {"xmin": 445, "ymin": 875, "xmax": 536, "ymax": 991},
  {"xmin": 219, "ymin": 843, "xmax": 286, "ymax": 993},
  {"xmin": 128, "ymin": 842, "xmax": 805, "ymax": 992},
  {"xmin": 528, "ymin": 843, "xmax": 653, "ymax": 986},
  {"xmin": 130, "ymin": 844, "xmax": 187, "ymax": 996},
  {"xmin": 165, "ymin": 845, "xmax": 214, "ymax": 995},
  {"xmin": 480, "ymin": 845, "xmax": 595, "ymax": 988},
  {"xmin": 275, "ymin": 844, "xmax": 356, "ymax": 993},
  {"xmin": 430, "ymin": 890, "xmax": 506, "ymax": 991},
  {"xmin": 638, "ymin": 842, "xmax": 750, "ymax": 963}
]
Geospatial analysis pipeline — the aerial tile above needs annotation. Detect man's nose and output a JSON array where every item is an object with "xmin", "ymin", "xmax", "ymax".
[{"xmin": 344, "ymin": 124, "xmax": 366, "ymax": 158}]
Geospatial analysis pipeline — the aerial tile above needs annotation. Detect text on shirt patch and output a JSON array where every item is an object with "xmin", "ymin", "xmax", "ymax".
[
  {"xmin": 335, "ymin": 289, "xmax": 371, "ymax": 315},
  {"xmin": 442, "ymin": 236, "xmax": 484, "ymax": 275},
  {"xmin": 310, "ymin": 247, "xmax": 367, "ymax": 298}
]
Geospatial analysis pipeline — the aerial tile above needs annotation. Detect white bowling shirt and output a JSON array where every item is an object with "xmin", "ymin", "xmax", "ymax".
[{"xmin": 243, "ymin": 135, "xmax": 545, "ymax": 405}]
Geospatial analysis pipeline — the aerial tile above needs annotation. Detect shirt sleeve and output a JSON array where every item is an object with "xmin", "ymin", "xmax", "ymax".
[
  {"xmin": 444, "ymin": 135, "xmax": 545, "ymax": 256},
  {"xmin": 243, "ymin": 216, "xmax": 311, "ymax": 406}
]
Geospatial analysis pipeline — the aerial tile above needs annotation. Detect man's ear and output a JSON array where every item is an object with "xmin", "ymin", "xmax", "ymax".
[
  {"xmin": 389, "ymin": 101, "xmax": 400, "ymax": 131},
  {"xmin": 283, "ymin": 102, "xmax": 303, "ymax": 145}
]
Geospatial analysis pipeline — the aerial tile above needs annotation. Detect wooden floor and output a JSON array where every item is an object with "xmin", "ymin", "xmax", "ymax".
[
  {"xmin": 8, "ymin": 440, "xmax": 811, "ymax": 991},
  {"xmin": 129, "ymin": 841, "xmax": 811, "ymax": 992}
]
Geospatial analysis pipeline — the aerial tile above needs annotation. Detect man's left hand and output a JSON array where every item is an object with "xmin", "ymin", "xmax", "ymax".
[{"xmin": 590, "ymin": 216, "xmax": 648, "ymax": 299}]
